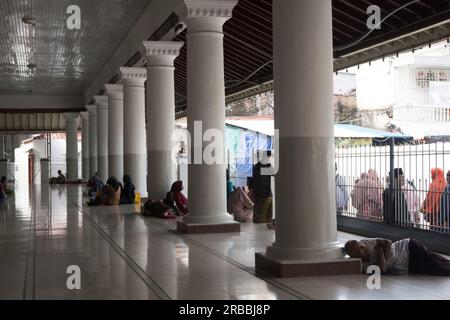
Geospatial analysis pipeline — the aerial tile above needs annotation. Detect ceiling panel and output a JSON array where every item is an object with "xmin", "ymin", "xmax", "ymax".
[{"xmin": 0, "ymin": 0, "xmax": 151, "ymax": 95}]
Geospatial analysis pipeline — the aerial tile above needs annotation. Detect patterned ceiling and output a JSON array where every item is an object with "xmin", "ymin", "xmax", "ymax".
[{"xmin": 0, "ymin": 0, "xmax": 151, "ymax": 95}]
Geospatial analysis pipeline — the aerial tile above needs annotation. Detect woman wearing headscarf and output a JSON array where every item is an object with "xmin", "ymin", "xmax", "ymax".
[
  {"xmin": 227, "ymin": 186, "xmax": 254, "ymax": 223},
  {"xmin": 439, "ymin": 170, "xmax": 450, "ymax": 228},
  {"xmin": 86, "ymin": 173, "xmax": 104, "ymax": 205},
  {"xmin": 351, "ymin": 170, "xmax": 383, "ymax": 219},
  {"xmin": 171, "ymin": 181, "xmax": 188, "ymax": 216},
  {"xmin": 422, "ymin": 168, "xmax": 447, "ymax": 227},
  {"xmin": 402, "ymin": 178, "xmax": 423, "ymax": 226},
  {"xmin": 101, "ymin": 177, "xmax": 122, "ymax": 206},
  {"xmin": 120, "ymin": 175, "xmax": 136, "ymax": 205}
]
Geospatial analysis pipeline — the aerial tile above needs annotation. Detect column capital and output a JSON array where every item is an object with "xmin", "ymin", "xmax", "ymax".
[
  {"xmin": 104, "ymin": 84, "xmax": 124, "ymax": 101},
  {"xmin": 142, "ymin": 41, "xmax": 184, "ymax": 67},
  {"xmin": 63, "ymin": 112, "xmax": 80, "ymax": 120},
  {"xmin": 80, "ymin": 111, "xmax": 89, "ymax": 120},
  {"xmin": 183, "ymin": 0, "xmax": 238, "ymax": 32},
  {"xmin": 120, "ymin": 67, "xmax": 147, "ymax": 87},
  {"xmin": 85, "ymin": 104, "xmax": 97, "ymax": 114},
  {"xmin": 94, "ymin": 95, "xmax": 109, "ymax": 110}
]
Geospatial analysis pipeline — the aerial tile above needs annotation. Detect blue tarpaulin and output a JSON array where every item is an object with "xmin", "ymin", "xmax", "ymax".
[{"xmin": 226, "ymin": 124, "xmax": 272, "ymax": 186}]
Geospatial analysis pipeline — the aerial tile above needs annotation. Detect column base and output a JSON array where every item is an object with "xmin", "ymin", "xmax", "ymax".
[
  {"xmin": 255, "ymin": 253, "xmax": 362, "ymax": 277},
  {"xmin": 177, "ymin": 220, "xmax": 240, "ymax": 234}
]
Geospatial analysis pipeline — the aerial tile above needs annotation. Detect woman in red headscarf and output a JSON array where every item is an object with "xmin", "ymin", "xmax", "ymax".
[
  {"xmin": 422, "ymin": 168, "xmax": 447, "ymax": 227},
  {"xmin": 171, "ymin": 181, "xmax": 189, "ymax": 216}
]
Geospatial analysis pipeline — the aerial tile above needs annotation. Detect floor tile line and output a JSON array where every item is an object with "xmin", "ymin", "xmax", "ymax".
[
  {"xmin": 146, "ymin": 218, "xmax": 313, "ymax": 300},
  {"xmin": 32, "ymin": 189, "xmax": 37, "ymax": 300},
  {"xmin": 380, "ymin": 275, "xmax": 450, "ymax": 299},
  {"xmin": 22, "ymin": 193, "xmax": 37, "ymax": 300},
  {"xmin": 75, "ymin": 204, "xmax": 172, "ymax": 300}
]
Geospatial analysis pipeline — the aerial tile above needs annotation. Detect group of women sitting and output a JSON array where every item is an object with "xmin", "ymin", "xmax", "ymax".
[
  {"xmin": 143, "ymin": 181, "xmax": 189, "ymax": 219},
  {"xmin": 85, "ymin": 172, "xmax": 255, "ymax": 224},
  {"xmin": 86, "ymin": 173, "xmax": 136, "ymax": 206}
]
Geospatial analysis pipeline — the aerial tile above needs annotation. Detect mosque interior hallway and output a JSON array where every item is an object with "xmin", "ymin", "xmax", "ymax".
[{"xmin": 1, "ymin": 184, "xmax": 450, "ymax": 300}]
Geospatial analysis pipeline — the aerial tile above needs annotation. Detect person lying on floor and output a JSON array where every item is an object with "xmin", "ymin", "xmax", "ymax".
[
  {"xmin": 143, "ymin": 198, "xmax": 177, "ymax": 219},
  {"xmin": 344, "ymin": 238, "xmax": 450, "ymax": 276}
]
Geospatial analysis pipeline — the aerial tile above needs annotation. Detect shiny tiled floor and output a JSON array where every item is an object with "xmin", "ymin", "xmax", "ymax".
[{"xmin": 1, "ymin": 184, "xmax": 450, "ymax": 300}]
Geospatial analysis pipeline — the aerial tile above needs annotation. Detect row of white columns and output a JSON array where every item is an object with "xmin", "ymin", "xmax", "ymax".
[{"xmin": 62, "ymin": 0, "xmax": 344, "ymax": 271}]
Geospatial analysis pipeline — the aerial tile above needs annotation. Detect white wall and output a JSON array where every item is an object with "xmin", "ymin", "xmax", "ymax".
[
  {"xmin": 15, "ymin": 136, "xmax": 82, "ymax": 184},
  {"xmin": 334, "ymin": 72, "xmax": 356, "ymax": 95},
  {"xmin": 356, "ymin": 59, "xmax": 395, "ymax": 110}
]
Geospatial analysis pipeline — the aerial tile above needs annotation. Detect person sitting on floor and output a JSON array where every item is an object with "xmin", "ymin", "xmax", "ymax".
[
  {"xmin": 345, "ymin": 238, "xmax": 450, "ymax": 276},
  {"xmin": 0, "ymin": 176, "xmax": 7, "ymax": 191},
  {"xmin": 0, "ymin": 176, "xmax": 12, "ymax": 197},
  {"xmin": 120, "ymin": 174, "xmax": 136, "ymax": 205},
  {"xmin": 100, "ymin": 177, "xmax": 122, "ymax": 206},
  {"xmin": 50, "ymin": 170, "xmax": 66, "ymax": 184},
  {"xmin": 163, "ymin": 191, "xmax": 183, "ymax": 216},
  {"xmin": 143, "ymin": 198, "xmax": 177, "ymax": 219},
  {"xmin": 227, "ymin": 186, "xmax": 254, "ymax": 223},
  {"xmin": 170, "ymin": 181, "xmax": 188, "ymax": 216},
  {"xmin": 87, "ymin": 173, "xmax": 104, "ymax": 201},
  {"xmin": 0, "ymin": 177, "xmax": 5, "ymax": 203}
]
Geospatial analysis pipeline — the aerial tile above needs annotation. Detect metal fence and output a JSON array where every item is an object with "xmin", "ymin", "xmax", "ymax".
[{"xmin": 336, "ymin": 139, "xmax": 450, "ymax": 234}]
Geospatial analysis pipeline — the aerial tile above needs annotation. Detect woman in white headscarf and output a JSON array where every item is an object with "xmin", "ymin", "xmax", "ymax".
[
  {"xmin": 351, "ymin": 170, "xmax": 383, "ymax": 219},
  {"xmin": 228, "ymin": 186, "xmax": 254, "ymax": 223}
]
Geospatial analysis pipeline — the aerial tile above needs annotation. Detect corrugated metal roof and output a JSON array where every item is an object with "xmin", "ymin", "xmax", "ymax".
[
  {"xmin": 177, "ymin": 116, "xmax": 409, "ymax": 138},
  {"xmin": 174, "ymin": 0, "xmax": 450, "ymax": 112}
]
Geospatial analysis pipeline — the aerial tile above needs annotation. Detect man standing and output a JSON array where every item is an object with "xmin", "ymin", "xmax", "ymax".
[
  {"xmin": 252, "ymin": 150, "xmax": 273, "ymax": 224},
  {"xmin": 383, "ymin": 168, "xmax": 408, "ymax": 224}
]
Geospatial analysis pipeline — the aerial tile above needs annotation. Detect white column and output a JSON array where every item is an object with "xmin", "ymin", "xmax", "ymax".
[
  {"xmin": 0, "ymin": 134, "xmax": 4, "ymax": 159},
  {"xmin": 40, "ymin": 158, "xmax": 50, "ymax": 184},
  {"xmin": 104, "ymin": 84, "xmax": 124, "ymax": 182},
  {"xmin": 80, "ymin": 112, "xmax": 90, "ymax": 180},
  {"xmin": 86, "ymin": 105, "xmax": 98, "ymax": 177},
  {"xmin": 120, "ymin": 67, "xmax": 147, "ymax": 197},
  {"xmin": 5, "ymin": 134, "xmax": 14, "ymax": 182},
  {"xmin": 64, "ymin": 113, "xmax": 79, "ymax": 181},
  {"xmin": 0, "ymin": 160, "xmax": 7, "ymax": 179},
  {"xmin": 181, "ymin": 0, "xmax": 238, "ymax": 227},
  {"xmin": 265, "ymin": 0, "xmax": 342, "ymax": 262},
  {"xmin": 143, "ymin": 41, "xmax": 184, "ymax": 200},
  {"xmin": 94, "ymin": 95, "xmax": 109, "ymax": 182},
  {"xmin": 0, "ymin": 134, "xmax": 5, "ymax": 178}
]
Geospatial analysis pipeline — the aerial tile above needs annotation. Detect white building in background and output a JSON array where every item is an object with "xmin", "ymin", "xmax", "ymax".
[
  {"xmin": 334, "ymin": 72, "xmax": 356, "ymax": 95},
  {"xmin": 355, "ymin": 41, "xmax": 450, "ymax": 138},
  {"xmin": 15, "ymin": 133, "xmax": 81, "ymax": 184}
]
